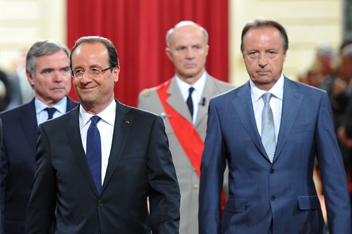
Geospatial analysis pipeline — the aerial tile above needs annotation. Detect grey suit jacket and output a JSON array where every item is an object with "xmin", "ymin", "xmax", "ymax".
[{"xmin": 138, "ymin": 73, "xmax": 234, "ymax": 234}]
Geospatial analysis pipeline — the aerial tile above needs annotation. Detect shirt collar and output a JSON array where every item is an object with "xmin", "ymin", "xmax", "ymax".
[
  {"xmin": 80, "ymin": 99, "xmax": 116, "ymax": 128},
  {"xmin": 175, "ymin": 71, "xmax": 207, "ymax": 98},
  {"xmin": 250, "ymin": 74, "xmax": 284, "ymax": 103},
  {"xmin": 35, "ymin": 96, "xmax": 67, "ymax": 114}
]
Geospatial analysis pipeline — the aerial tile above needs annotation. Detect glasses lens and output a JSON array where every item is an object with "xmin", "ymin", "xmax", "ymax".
[
  {"xmin": 89, "ymin": 68, "xmax": 103, "ymax": 77},
  {"xmin": 74, "ymin": 69, "xmax": 84, "ymax": 78}
]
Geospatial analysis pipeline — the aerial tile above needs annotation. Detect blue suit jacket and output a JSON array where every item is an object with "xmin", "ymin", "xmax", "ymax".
[
  {"xmin": 0, "ymin": 97, "xmax": 78, "ymax": 234},
  {"xmin": 199, "ymin": 77, "xmax": 351, "ymax": 234}
]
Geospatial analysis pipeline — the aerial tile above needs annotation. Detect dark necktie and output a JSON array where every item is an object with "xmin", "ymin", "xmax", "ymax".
[
  {"xmin": 261, "ymin": 93, "xmax": 276, "ymax": 162},
  {"xmin": 86, "ymin": 116, "xmax": 102, "ymax": 194},
  {"xmin": 44, "ymin": 107, "xmax": 57, "ymax": 120},
  {"xmin": 186, "ymin": 87, "xmax": 195, "ymax": 117}
]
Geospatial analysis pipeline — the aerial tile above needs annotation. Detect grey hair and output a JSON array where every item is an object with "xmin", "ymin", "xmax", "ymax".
[
  {"xmin": 341, "ymin": 44, "xmax": 352, "ymax": 61},
  {"xmin": 166, "ymin": 21, "xmax": 209, "ymax": 48},
  {"xmin": 26, "ymin": 40, "xmax": 70, "ymax": 77},
  {"xmin": 316, "ymin": 44, "xmax": 335, "ymax": 58}
]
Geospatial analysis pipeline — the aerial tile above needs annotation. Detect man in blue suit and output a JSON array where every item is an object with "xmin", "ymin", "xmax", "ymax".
[
  {"xmin": 0, "ymin": 40, "xmax": 78, "ymax": 234},
  {"xmin": 199, "ymin": 17, "xmax": 351, "ymax": 234}
]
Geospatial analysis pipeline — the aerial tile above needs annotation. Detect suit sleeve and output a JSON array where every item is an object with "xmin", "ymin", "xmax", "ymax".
[
  {"xmin": 315, "ymin": 93, "xmax": 351, "ymax": 233},
  {"xmin": 25, "ymin": 124, "xmax": 56, "ymax": 234},
  {"xmin": 147, "ymin": 116, "xmax": 180, "ymax": 234},
  {"xmin": 199, "ymin": 100, "xmax": 226, "ymax": 234},
  {"xmin": 0, "ymin": 118, "xmax": 4, "ymax": 234}
]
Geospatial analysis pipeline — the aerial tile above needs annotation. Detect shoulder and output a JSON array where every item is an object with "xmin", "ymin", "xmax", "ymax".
[
  {"xmin": 285, "ymin": 77, "xmax": 326, "ymax": 98},
  {"xmin": 138, "ymin": 79, "xmax": 172, "ymax": 99},
  {"xmin": 119, "ymin": 102, "xmax": 160, "ymax": 120},
  {"xmin": 207, "ymin": 75, "xmax": 235, "ymax": 90},
  {"xmin": 0, "ymin": 101, "xmax": 33, "ymax": 120},
  {"xmin": 66, "ymin": 96, "xmax": 79, "ymax": 109}
]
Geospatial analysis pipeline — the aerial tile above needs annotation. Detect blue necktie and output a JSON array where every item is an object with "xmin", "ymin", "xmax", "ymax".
[
  {"xmin": 86, "ymin": 116, "xmax": 102, "ymax": 194},
  {"xmin": 45, "ymin": 107, "xmax": 57, "ymax": 120},
  {"xmin": 261, "ymin": 93, "xmax": 276, "ymax": 162}
]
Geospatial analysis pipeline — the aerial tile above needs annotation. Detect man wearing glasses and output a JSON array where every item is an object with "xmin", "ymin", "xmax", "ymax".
[
  {"xmin": 0, "ymin": 40, "xmax": 77, "ymax": 234},
  {"xmin": 26, "ymin": 36, "xmax": 180, "ymax": 234}
]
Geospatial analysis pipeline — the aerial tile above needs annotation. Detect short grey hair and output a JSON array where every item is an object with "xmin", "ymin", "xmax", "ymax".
[
  {"xmin": 341, "ymin": 44, "xmax": 352, "ymax": 61},
  {"xmin": 166, "ymin": 21, "xmax": 209, "ymax": 48},
  {"xmin": 26, "ymin": 40, "xmax": 70, "ymax": 77},
  {"xmin": 316, "ymin": 44, "xmax": 334, "ymax": 58}
]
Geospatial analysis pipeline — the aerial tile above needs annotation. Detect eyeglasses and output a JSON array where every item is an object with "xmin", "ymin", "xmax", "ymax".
[{"xmin": 71, "ymin": 67, "xmax": 113, "ymax": 79}]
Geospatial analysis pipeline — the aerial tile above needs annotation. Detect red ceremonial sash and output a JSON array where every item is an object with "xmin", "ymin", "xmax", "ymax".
[
  {"xmin": 156, "ymin": 80, "xmax": 226, "ymax": 213},
  {"xmin": 157, "ymin": 80, "xmax": 203, "ymax": 176}
]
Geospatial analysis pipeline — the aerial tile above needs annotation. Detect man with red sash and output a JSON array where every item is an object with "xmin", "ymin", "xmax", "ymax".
[{"xmin": 138, "ymin": 21, "xmax": 234, "ymax": 234}]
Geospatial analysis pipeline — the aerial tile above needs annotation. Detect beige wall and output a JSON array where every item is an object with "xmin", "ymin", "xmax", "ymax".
[
  {"xmin": 0, "ymin": 0, "xmax": 66, "ymax": 73},
  {"xmin": 229, "ymin": 0, "xmax": 343, "ymax": 86}
]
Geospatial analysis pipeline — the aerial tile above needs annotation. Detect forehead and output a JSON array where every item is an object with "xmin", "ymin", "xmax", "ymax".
[
  {"xmin": 72, "ymin": 42, "xmax": 109, "ymax": 65},
  {"xmin": 170, "ymin": 25, "xmax": 206, "ymax": 46},
  {"xmin": 243, "ymin": 26, "xmax": 283, "ymax": 49},
  {"xmin": 36, "ymin": 50, "xmax": 69, "ymax": 67}
]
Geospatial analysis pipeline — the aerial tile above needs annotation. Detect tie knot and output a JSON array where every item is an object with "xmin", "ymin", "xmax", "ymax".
[
  {"xmin": 45, "ymin": 107, "xmax": 57, "ymax": 120},
  {"xmin": 262, "ymin": 92, "xmax": 272, "ymax": 104},
  {"xmin": 189, "ymin": 87, "xmax": 195, "ymax": 95},
  {"xmin": 91, "ymin": 116, "xmax": 101, "ymax": 125}
]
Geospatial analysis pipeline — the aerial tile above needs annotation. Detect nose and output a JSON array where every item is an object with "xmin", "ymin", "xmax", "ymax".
[
  {"xmin": 79, "ymin": 71, "xmax": 92, "ymax": 84},
  {"xmin": 53, "ymin": 71, "xmax": 63, "ymax": 82},
  {"xmin": 258, "ymin": 54, "xmax": 268, "ymax": 67},
  {"xmin": 186, "ymin": 48, "xmax": 195, "ymax": 59}
]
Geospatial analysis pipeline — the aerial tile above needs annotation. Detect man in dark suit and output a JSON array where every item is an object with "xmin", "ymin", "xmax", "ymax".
[
  {"xmin": 199, "ymin": 17, "xmax": 351, "ymax": 234},
  {"xmin": 26, "ymin": 36, "xmax": 180, "ymax": 234},
  {"xmin": 0, "ymin": 40, "xmax": 77, "ymax": 234}
]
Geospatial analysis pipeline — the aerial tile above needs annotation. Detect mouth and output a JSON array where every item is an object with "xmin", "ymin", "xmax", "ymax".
[
  {"xmin": 80, "ymin": 85, "xmax": 97, "ymax": 92},
  {"xmin": 51, "ymin": 86, "xmax": 65, "ymax": 91},
  {"xmin": 184, "ymin": 63, "xmax": 196, "ymax": 68},
  {"xmin": 257, "ymin": 70, "xmax": 270, "ymax": 75}
]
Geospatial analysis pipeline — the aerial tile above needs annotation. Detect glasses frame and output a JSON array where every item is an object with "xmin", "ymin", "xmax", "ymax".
[{"xmin": 71, "ymin": 66, "xmax": 113, "ymax": 79}]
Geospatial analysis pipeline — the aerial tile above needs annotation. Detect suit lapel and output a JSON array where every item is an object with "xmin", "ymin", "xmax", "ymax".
[
  {"xmin": 64, "ymin": 107, "xmax": 100, "ymax": 196},
  {"xmin": 166, "ymin": 77, "xmax": 192, "ymax": 123},
  {"xmin": 66, "ymin": 96, "xmax": 78, "ymax": 112},
  {"xmin": 273, "ymin": 77, "xmax": 303, "ymax": 163},
  {"xmin": 101, "ymin": 100, "xmax": 132, "ymax": 194},
  {"xmin": 195, "ymin": 75, "xmax": 217, "ymax": 128},
  {"xmin": 20, "ymin": 99, "xmax": 38, "ymax": 154},
  {"xmin": 232, "ymin": 82, "xmax": 268, "ymax": 160}
]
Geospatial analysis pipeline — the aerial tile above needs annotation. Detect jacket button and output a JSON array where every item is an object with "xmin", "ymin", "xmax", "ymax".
[
  {"xmin": 98, "ymin": 200, "xmax": 103, "ymax": 206},
  {"xmin": 194, "ymin": 184, "xmax": 199, "ymax": 189},
  {"xmin": 270, "ymin": 169, "xmax": 275, "ymax": 174},
  {"xmin": 271, "ymin": 196, "xmax": 276, "ymax": 201}
]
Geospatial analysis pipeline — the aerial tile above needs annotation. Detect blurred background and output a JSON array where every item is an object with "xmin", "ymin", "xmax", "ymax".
[{"xmin": 0, "ymin": 0, "xmax": 347, "ymax": 107}]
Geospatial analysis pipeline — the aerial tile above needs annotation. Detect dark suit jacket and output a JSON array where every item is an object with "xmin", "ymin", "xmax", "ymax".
[
  {"xmin": 0, "ymin": 97, "xmax": 77, "ymax": 234},
  {"xmin": 26, "ymin": 100, "xmax": 180, "ymax": 234},
  {"xmin": 199, "ymin": 77, "xmax": 351, "ymax": 234}
]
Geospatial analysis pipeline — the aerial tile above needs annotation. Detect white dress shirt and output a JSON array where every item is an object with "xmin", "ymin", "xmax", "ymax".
[
  {"xmin": 35, "ymin": 96, "xmax": 67, "ymax": 126},
  {"xmin": 175, "ymin": 72, "xmax": 206, "ymax": 124},
  {"xmin": 250, "ymin": 74, "xmax": 284, "ymax": 143},
  {"xmin": 79, "ymin": 100, "xmax": 116, "ymax": 186}
]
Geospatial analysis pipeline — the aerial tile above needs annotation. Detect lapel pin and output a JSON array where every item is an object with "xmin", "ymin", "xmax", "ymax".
[
  {"xmin": 160, "ymin": 112, "xmax": 171, "ymax": 120},
  {"xmin": 125, "ymin": 120, "xmax": 130, "ymax": 124}
]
